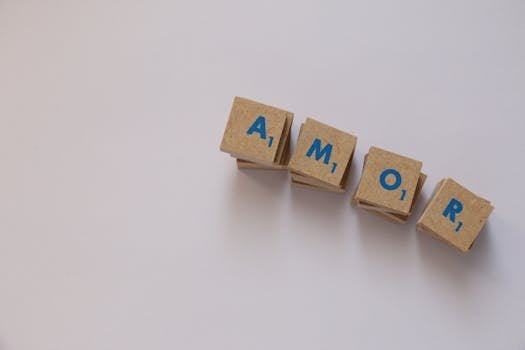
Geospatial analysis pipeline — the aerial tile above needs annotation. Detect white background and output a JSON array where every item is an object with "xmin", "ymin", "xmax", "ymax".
[{"xmin": 1, "ymin": 0, "xmax": 524, "ymax": 349}]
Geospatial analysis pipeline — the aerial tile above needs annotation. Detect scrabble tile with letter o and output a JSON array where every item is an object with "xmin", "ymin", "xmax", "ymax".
[{"xmin": 353, "ymin": 146, "xmax": 426, "ymax": 223}]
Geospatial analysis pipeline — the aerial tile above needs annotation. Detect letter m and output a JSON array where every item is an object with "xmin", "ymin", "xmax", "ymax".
[{"xmin": 306, "ymin": 138, "xmax": 333, "ymax": 165}]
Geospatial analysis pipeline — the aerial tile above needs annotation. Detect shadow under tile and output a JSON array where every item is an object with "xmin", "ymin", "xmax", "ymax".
[
  {"xmin": 415, "ymin": 213, "xmax": 501, "ymax": 296},
  {"xmin": 221, "ymin": 166, "xmax": 289, "ymax": 246}
]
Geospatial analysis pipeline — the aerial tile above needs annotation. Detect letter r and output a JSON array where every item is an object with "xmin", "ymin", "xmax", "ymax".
[{"xmin": 442, "ymin": 198, "xmax": 463, "ymax": 223}]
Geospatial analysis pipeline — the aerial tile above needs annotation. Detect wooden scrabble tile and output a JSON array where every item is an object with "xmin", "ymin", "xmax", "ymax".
[
  {"xmin": 291, "ymin": 172, "xmax": 345, "ymax": 193},
  {"xmin": 236, "ymin": 122, "xmax": 292, "ymax": 170},
  {"xmin": 220, "ymin": 96, "xmax": 293, "ymax": 168},
  {"xmin": 353, "ymin": 146, "xmax": 424, "ymax": 217},
  {"xmin": 288, "ymin": 118, "xmax": 357, "ymax": 192},
  {"xmin": 359, "ymin": 204, "xmax": 408, "ymax": 224},
  {"xmin": 417, "ymin": 178, "xmax": 494, "ymax": 252},
  {"xmin": 236, "ymin": 159, "xmax": 279, "ymax": 170},
  {"xmin": 355, "ymin": 172, "xmax": 427, "ymax": 223},
  {"xmin": 291, "ymin": 178, "xmax": 327, "ymax": 191}
]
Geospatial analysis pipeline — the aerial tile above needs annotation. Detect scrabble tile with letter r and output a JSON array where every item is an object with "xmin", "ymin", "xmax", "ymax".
[
  {"xmin": 353, "ymin": 146, "xmax": 426, "ymax": 223},
  {"xmin": 417, "ymin": 178, "xmax": 494, "ymax": 252},
  {"xmin": 288, "ymin": 118, "xmax": 357, "ymax": 193},
  {"xmin": 220, "ymin": 97, "xmax": 293, "ymax": 169}
]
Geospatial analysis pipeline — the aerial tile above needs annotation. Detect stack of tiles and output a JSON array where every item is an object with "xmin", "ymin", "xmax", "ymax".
[
  {"xmin": 416, "ymin": 178, "xmax": 494, "ymax": 252},
  {"xmin": 353, "ymin": 146, "xmax": 426, "ymax": 223},
  {"xmin": 288, "ymin": 118, "xmax": 357, "ymax": 192},
  {"xmin": 220, "ymin": 97, "xmax": 293, "ymax": 169}
]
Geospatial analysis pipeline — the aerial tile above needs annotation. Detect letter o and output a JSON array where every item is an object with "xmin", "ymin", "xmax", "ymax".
[{"xmin": 379, "ymin": 168, "xmax": 402, "ymax": 191}]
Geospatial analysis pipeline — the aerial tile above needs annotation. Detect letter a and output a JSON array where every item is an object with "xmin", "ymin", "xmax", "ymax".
[{"xmin": 246, "ymin": 115, "xmax": 267, "ymax": 140}]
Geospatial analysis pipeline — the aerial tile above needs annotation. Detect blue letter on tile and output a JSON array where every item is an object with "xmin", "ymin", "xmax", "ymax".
[
  {"xmin": 379, "ymin": 168, "xmax": 402, "ymax": 191},
  {"xmin": 246, "ymin": 115, "xmax": 267, "ymax": 140},
  {"xmin": 306, "ymin": 138, "xmax": 332, "ymax": 165},
  {"xmin": 443, "ymin": 198, "xmax": 463, "ymax": 223}
]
